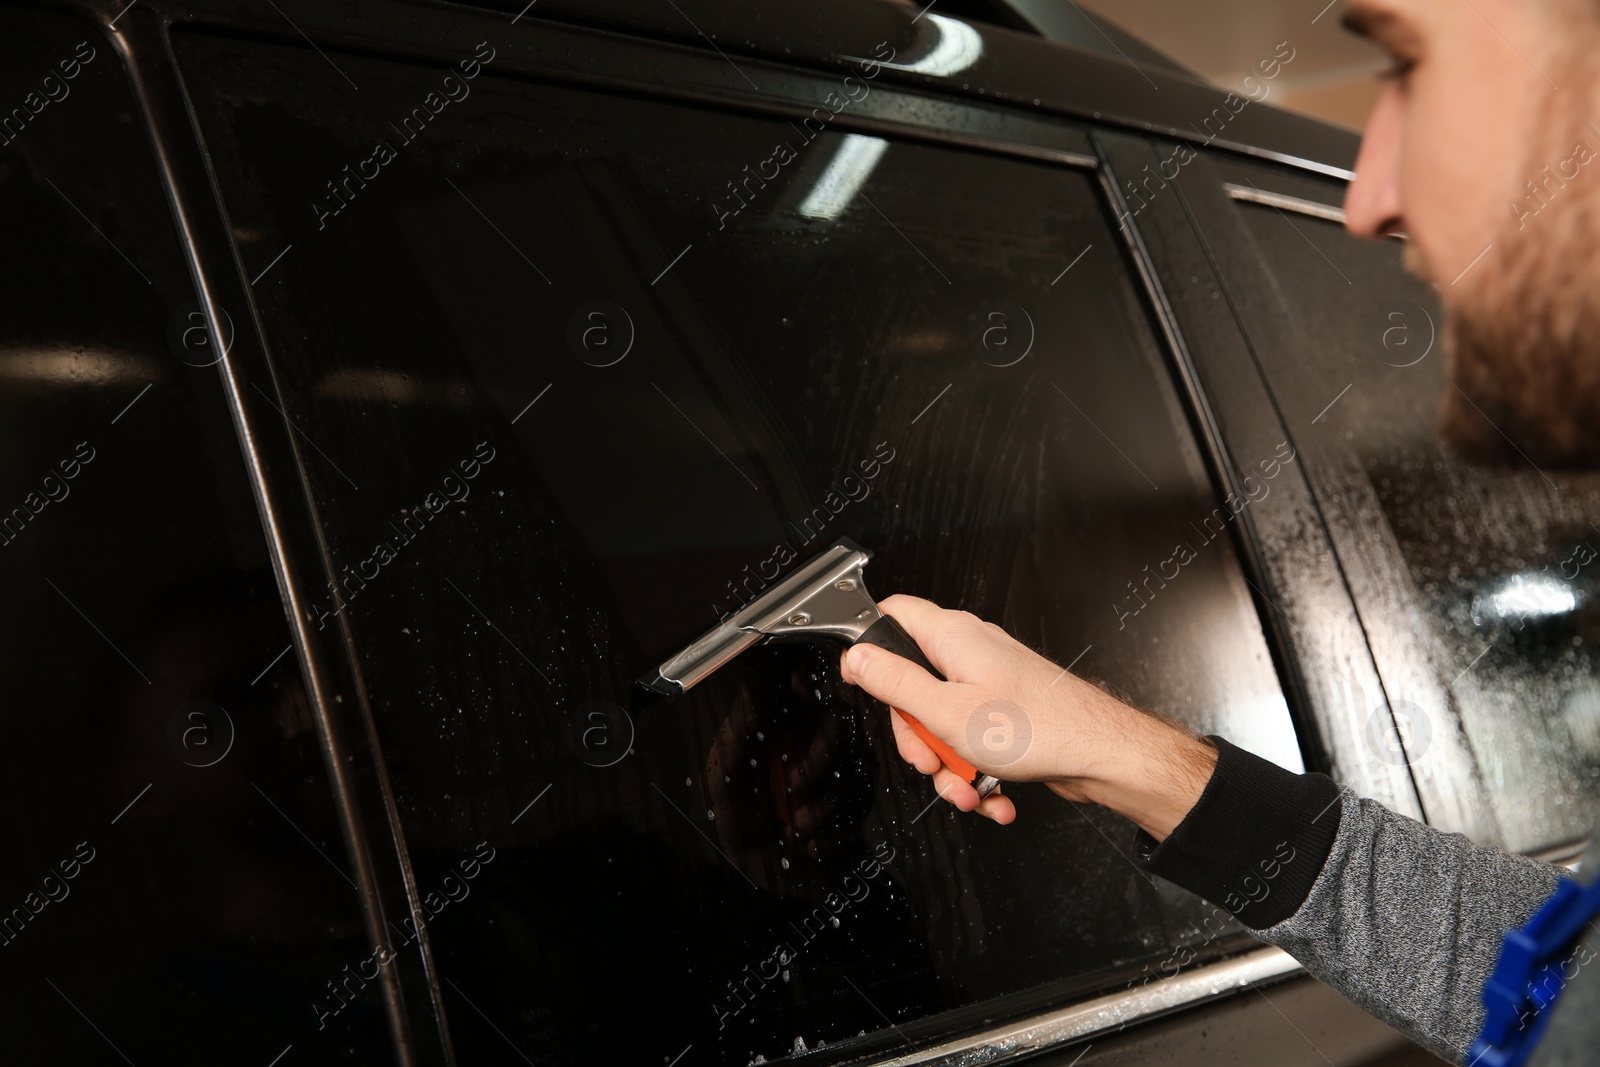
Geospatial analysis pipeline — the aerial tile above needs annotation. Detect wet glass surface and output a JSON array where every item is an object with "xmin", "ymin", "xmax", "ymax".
[
  {"xmin": 1235, "ymin": 199, "xmax": 1600, "ymax": 852},
  {"xmin": 0, "ymin": 11, "xmax": 393, "ymax": 1064},
  {"xmin": 177, "ymin": 31, "xmax": 1305, "ymax": 1064}
]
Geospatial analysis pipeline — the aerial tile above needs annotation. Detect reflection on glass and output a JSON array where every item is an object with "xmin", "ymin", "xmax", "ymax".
[
  {"xmin": 882, "ymin": 13, "xmax": 985, "ymax": 77},
  {"xmin": 798, "ymin": 134, "xmax": 889, "ymax": 220},
  {"xmin": 1473, "ymin": 573, "xmax": 1580, "ymax": 628},
  {"xmin": 0, "ymin": 345, "xmax": 157, "ymax": 386}
]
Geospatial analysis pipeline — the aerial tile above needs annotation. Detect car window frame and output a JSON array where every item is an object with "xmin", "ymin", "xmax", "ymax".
[{"xmin": 1095, "ymin": 131, "xmax": 1432, "ymax": 825}]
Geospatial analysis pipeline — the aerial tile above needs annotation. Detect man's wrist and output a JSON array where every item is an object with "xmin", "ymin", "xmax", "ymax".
[{"xmin": 1076, "ymin": 715, "xmax": 1219, "ymax": 841}]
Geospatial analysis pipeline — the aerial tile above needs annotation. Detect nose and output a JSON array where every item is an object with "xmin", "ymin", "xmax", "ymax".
[{"xmin": 1344, "ymin": 81, "xmax": 1406, "ymax": 239}]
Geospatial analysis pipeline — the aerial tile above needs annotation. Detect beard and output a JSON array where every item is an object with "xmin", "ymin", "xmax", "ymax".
[{"xmin": 1432, "ymin": 129, "xmax": 1600, "ymax": 472}]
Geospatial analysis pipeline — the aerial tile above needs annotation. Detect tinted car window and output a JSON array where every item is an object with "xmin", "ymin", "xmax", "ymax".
[
  {"xmin": 174, "ymin": 30, "xmax": 1306, "ymax": 1064},
  {"xmin": 1230, "ymin": 193, "xmax": 1600, "ymax": 852},
  {"xmin": 0, "ymin": 12, "xmax": 392, "ymax": 1064}
]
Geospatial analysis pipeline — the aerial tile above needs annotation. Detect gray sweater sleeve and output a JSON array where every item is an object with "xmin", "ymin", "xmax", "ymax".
[
  {"xmin": 1137, "ymin": 738, "xmax": 1568, "ymax": 1065},
  {"xmin": 1255, "ymin": 789, "xmax": 1566, "ymax": 1063}
]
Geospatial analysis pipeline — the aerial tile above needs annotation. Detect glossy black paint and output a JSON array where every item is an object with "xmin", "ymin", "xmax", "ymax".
[
  {"xmin": 458, "ymin": 0, "xmax": 1356, "ymax": 175},
  {"xmin": 0, "ymin": 9, "xmax": 395, "ymax": 1063}
]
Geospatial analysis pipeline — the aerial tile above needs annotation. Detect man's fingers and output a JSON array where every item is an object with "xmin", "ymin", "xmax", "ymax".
[
  {"xmin": 935, "ymin": 775, "xmax": 1013, "ymax": 823},
  {"xmin": 842, "ymin": 640, "xmax": 946, "ymax": 719},
  {"xmin": 891, "ymin": 704, "xmax": 1018, "ymax": 824},
  {"xmin": 976, "ymin": 792, "xmax": 1016, "ymax": 825},
  {"xmin": 930, "ymin": 767, "xmax": 980, "ymax": 811},
  {"xmin": 888, "ymin": 707, "xmax": 941, "ymax": 774},
  {"xmin": 839, "ymin": 595, "xmax": 1019, "ymax": 826}
]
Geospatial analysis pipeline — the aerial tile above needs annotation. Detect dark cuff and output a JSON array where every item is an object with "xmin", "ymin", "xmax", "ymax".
[{"xmin": 1135, "ymin": 735, "xmax": 1342, "ymax": 930}]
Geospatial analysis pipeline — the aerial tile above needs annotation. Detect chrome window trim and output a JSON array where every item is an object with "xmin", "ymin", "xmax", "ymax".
[
  {"xmin": 1217, "ymin": 152, "xmax": 1355, "ymax": 184},
  {"xmin": 1533, "ymin": 837, "xmax": 1588, "ymax": 871},
  {"xmin": 1224, "ymin": 182, "xmax": 1347, "ymax": 223},
  {"xmin": 877, "ymin": 947, "xmax": 1303, "ymax": 1066}
]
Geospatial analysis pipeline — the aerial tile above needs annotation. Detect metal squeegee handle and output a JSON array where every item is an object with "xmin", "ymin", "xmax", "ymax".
[{"xmin": 855, "ymin": 615, "xmax": 1003, "ymax": 800}]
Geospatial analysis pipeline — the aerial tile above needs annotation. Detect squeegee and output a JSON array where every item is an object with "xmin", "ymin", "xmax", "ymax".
[{"xmin": 638, "ymin": 536, "xmax": 1001, "ymax": 799}]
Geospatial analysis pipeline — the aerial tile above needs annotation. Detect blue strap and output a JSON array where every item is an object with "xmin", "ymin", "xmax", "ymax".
[{"xmin": 1469, "ymin": 875, "xmax": 1600, "ymax": 1067}]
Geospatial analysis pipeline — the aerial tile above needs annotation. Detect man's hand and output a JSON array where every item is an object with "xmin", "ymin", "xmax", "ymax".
[{"xmin": 839, "ymin": 594, "xmax": 1218, "ymax": 839}]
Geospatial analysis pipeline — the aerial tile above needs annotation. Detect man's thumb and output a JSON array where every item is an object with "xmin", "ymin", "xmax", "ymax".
[{"xmin": 844, "ymin": 642, "xmax": 946, "ymax": 717}]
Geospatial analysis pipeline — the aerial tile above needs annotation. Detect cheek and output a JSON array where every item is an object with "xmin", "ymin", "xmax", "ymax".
[
  {"xmin": 1408, "ymin": 52, "xmax": 1546, "ymax": 270},
  {"xmin": 1396, "ymin": 85, "xmax": 1495, "ymax": 278}
]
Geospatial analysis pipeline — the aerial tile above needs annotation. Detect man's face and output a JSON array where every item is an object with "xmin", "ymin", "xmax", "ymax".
[{"xmin": 1343, "ymin": 0, "xmax": 1600, "ymax": 470}]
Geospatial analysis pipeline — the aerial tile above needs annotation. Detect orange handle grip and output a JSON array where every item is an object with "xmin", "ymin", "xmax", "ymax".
[
  {"xmin": 857, "ymin": 613, "xmax": 997, "ymax": 795},
  {"xmin": 894, "ymin": 708, "xmax": 980, "ymax": 787}
]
